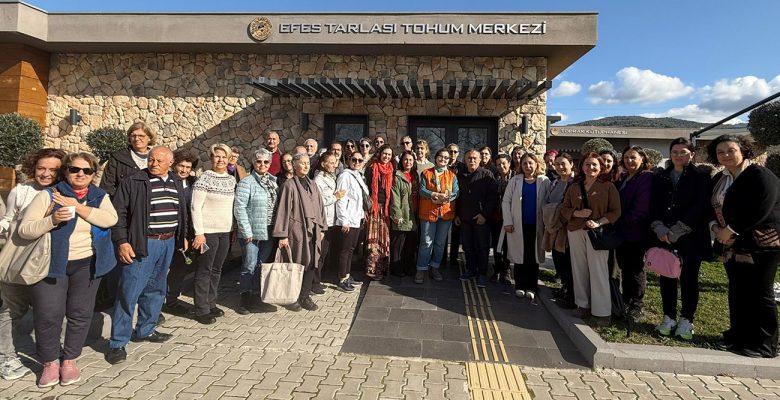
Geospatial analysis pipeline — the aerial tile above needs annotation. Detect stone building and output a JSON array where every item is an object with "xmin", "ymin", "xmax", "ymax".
[{"xmin": 0, "ymin": 2, "xmax": 597, "ymax": 164}]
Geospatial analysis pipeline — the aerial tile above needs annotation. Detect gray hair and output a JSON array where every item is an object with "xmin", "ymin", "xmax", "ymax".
[
  {"xmin": 253, "ymin": 148, "xmax": 272, "ymax": 160},
  {"xmin": 291, "ymin": 153, "xmax": 310, "ymax": 167}
]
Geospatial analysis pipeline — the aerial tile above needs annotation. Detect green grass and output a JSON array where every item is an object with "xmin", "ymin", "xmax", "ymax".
[{"xmin": 540, "ymin": 261, "xmax": 779, "ymax": 349}]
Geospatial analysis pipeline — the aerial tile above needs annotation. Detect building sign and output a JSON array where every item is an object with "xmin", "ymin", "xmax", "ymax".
[
  {"xmin": 551, "ymin": 127, "xmax": 629, "ymax": 136},
  {"xmin": 277, "ymin": 22, "xmax": 547, "ymax": 35}
]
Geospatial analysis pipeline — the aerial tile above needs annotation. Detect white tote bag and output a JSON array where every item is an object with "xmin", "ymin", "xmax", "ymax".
[{"xmin": 260, "ymin": 247, "xmax": 305, "ymax": 305}]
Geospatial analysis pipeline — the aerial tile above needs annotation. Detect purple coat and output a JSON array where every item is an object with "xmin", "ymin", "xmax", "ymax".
[{"xmin": 616, "ymin": 170, "xmax": 653, "ymax": 243}]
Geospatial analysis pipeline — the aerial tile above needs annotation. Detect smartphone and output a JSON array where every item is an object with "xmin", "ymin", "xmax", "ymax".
[{"xmin": 200, "ymin": 242, "xmax": 210, "ymax": 254}]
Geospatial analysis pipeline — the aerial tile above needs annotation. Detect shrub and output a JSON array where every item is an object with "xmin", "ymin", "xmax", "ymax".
[
  {"xmin": 644, "ymin": 148, "xmax": 663, "ymax": 168},
  {"xmin": 580, "ymin": 138, "xmax": 614, "ymax": 155},
  {"xmin": 749, "ymin": 100, "xmax": 780, "ymax": 148},
  {"xmin": 0, "ymin": 113, "xmax": 43, "ymax": 167},
  {"xmin": 87, "ymin": 127, "xmax": 127, "ymax": 164},
  {"xmin": 766, "ymin": 153, "xmax": 780, "ymax": 178}
]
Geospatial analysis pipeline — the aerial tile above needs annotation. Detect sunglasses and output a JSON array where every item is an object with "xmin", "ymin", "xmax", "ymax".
[
  {"xmin": 351, "ymin": 157, "xmax": 364, "ymax": 163},
  {"xmin": 361, "ymin": 144, "xmax": 371, "ymax": 148},
  {"xmin": 449, "ymin": 150, "xmax": 459, "ymax": 153},
  {"xmin": 254, "ymin": 160, "xmax": 271, "ymax": 165},
  {"xmin": 346, "ymin": 144, "xmax": 355, "ymax": 147},
  {"xmin": 68, "ymin": 166, "xmax": 95, "ymax": 175}
]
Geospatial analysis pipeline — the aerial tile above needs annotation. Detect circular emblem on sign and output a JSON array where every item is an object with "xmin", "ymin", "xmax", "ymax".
[{"xmin": 249, "ymin": 17, "xmax": 272, "ymax": 42}]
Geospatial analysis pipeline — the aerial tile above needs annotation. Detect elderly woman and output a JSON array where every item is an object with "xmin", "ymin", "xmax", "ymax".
[
  {"xmin": 415, "ymin": 139, "xmax": 434, "ymax": 174},
  {"xmin": 390, "ymin": 151, "xmax": 418, "ymax": 277},
  {"xmin": 233, "ymin": 148, "xmax": 279, "ymax": 315},
  {"xmin": 364, "ymin": 144, "xmax": 395, "ymax": 280},
  {"xmin": 0, "ymin": 148, "xmax": 65, "ymax": 381},
  {"xmin": 615, "ymin": 146, "xmax": 654, "ymax": 319},
  {"xmin": 334, "ymin": 151, "xmax": 369, "ymax": 292},
  {"xmin": 100, "ymin": 122, "xmax": 155, "ymax": 197},
  {"xmin": 416, "ymin": 148, "xmax": 459, "ymax": 284},
  {"xmin": 561, "ymin": 153, "xmax": 621, "ymax": 326},
  {"xmin": 501, "ymin": 153, "xmax": 550, "ymax": 301},
  {"xmin": 542, "ymin": 152, "xmax": 576, "ymax": 308},
  {"xmin": 274, "ymin": 154, "xmax": 327, "ymax": 311},
  {"xmin": 191, "ymin": 144, "xmax": 236, "ymax": 325},
  {"xmin": 709, "ymin": 135, "xmax": 780, "ymax": 358},
  {"xmin": 650, "ymin": 138, "xmax": 711, "ymax": 340},
  {"xmin": 19, "ymin": 152, "xmax": 117, "ymax": 387},
  {"xmin": 227, "ymin": 147, "xmax": 249, "ymax": 183},
  {"xmin": 313, "ymin": 152, "xmax": 346, "ymax": 293}
]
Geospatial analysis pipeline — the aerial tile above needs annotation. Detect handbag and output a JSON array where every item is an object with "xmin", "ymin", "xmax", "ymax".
[
  {"xmin": 349, "ymin": 172, "xmax": 372, "ymax": 212},
  {"xmin": 644, "ymin": 247, "xmax": 682, "ymax": 278},
  {"xmin": 579, "ymin": 180, "xmax": 623, "ymax": 251},
  {"xmin": 0, "ymin": 189, "xmax": 55, "ymax": 284},
  {"xmin": 260, "ymin": 246, "xmax": 305, "ymax": 305}
]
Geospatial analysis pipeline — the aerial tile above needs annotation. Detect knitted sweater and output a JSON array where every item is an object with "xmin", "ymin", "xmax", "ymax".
[{"xmin": 191, "ymin": 170, "xmax": 236, "ymax": 234}]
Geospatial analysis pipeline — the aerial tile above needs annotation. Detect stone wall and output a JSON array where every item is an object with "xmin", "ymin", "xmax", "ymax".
[{"xmin": 46, "ymin": 53, "xmax": 547, "ymax": 163}]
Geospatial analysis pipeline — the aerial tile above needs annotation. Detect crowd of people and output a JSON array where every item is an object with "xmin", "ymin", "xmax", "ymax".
[{"xmin": 0, "ymin": 122, "xmax": 779, "ymax": 388}]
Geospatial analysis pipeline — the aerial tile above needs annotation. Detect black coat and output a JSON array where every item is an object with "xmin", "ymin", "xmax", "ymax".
[
  {"xmin": 650, "ymin": 165, "xmax": 712, "ymax": 261},
  {"xmin": 112, "ymin": 170, "xmax": 189, "ymax": 258},
  {"xmin": 100, "ymin": 148, "xmax": 142, "ymax": 197},
  {"xmin": 717, "ymin": 164, "xmax": 780, "ymax": 252},
  {"xmin": 456, "ymin": 167, "xmax": 498, "ymax": 221}
]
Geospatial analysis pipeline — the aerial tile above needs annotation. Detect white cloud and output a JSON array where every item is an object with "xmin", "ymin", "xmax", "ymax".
[
  {"xmin": 587, "ymin": 67, "xmax": 694, "ymax": 105},
  {"xmin": 698, "ymin": 74, "xmax": 780, "ymax": 112},
  {"xmin": 551, "ymin": 112, "xmax": 569, "ymax": 121},
  {"xmin": 641, "ymin": 105, "xmax": 745, "ymax": 124},
  {"xmin": 551, "ymin": 81, "xmax": 581, "ymax": 97}
]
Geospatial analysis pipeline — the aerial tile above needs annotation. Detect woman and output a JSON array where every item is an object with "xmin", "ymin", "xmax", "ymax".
[
  {"xmin": 510, "ymin": 146, "xmax": 525, "ymax": 175},
  {"xmin": 233, "ymin": 148, "xmax": 279, "ymax": 315},
  {"xmin": 274, "ymin": 154, "xmax": 327, "ymax": 311},
  {"xmin": 479, "ymin": 146, "xmax": 498, "ymax": 176},
  {"xmin": 501, "ymin": 153, "xmax": 550, "ymax": 301},
  {"xmin": 334, "ymin": 151, "xmax": 369, "ymax": 292},
  {"xmin": 343, "ymin": 140, "xmax": 357, "ymax": 164},
  {"xmin": 100, "ymin": 122, "xmax": 155, "ymax": 197},
  {"xmin": 390, "ymin": 151, "xmax": 418, "ymax": 277},
  {"xmin": 599, "ymin": 149, "xmax": 620, "ymax": 182},
  {"xmin": 415, "ymin": 139, "xmax": 434, "ymax": 173},
  {"xmin": 314, "ymin": 152, "xmax": 346, "ymax": 292},
  {"xmin": 489, "ymin": 154, "xmax": 513, "ymax": 286},
  {"xmin": 191, "ymin": 144, "xmax": 236, "ymax": 325},
  {"xmin": 358, "ymin": 138, "xmax": 373, "ymax": 172},
  {"xmin": 542, "ymin": 152, "xmax": 576, "ymax": 308},
  {"xmin": 560, "ymin": 153, "xmax": 621, "ymax": 326},
  {"xmin": 19, "ymin": 152, "xmax": 117, "ymax": 387},
  {"xmin": 416, "ymin": 148, "xmax": 459, "ymax": 284},
  {"xmin": 708, "ymin": 135, "xmax": 780, "ymax": 358},
  {"xmin": 227, "ymin": 147, "xmax": 249, "ymax": 183},
  {"xmin": 275, "ymin": 152, "xmax": 294, "ymax": 187},
  {"xmin": 0, "ymin": 148, "xmax": 65, "ymax": 381},
  {"xmin": 650, "ymin": 138, "xmax": 711, "ymax": 340},
  {"xmin": 364, "ymin": 145, "xmax": 395, "ymax": 280},
  {"xmin": 615, "ymin": 146, "xmax": 654, "ymax": 319}
]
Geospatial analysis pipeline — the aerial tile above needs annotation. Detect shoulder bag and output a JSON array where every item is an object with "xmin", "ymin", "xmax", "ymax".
[
  {"xmin": 579, "ymin": 180, "xmax": 623, "ymax": 251},
  {"xmin": 0, "ymin": 189, "xmax": 56, "ymax": 284}
]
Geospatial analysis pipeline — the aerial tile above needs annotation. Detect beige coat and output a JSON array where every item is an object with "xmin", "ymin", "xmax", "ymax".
[{"xmin": 498, "ymin": 174, "xmax": 550, "ymax": 264}]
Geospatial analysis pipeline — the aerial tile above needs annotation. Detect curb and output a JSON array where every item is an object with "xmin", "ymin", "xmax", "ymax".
[{"xmin": 538, "ymin": 284, "xmax": 780, "ymax": 379}]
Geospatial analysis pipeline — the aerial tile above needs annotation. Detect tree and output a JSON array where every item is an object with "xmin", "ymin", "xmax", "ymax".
[
  {"xmin": 749, "ymin": 100, "xmax": 780, "ymax": 149},
  {"xmin": 0, "ymin": 113, "xmax": 43, "ymax": 167},
  {"xmin": 86, "ymin": 127, "xmax": 127, "ymax": 164}
]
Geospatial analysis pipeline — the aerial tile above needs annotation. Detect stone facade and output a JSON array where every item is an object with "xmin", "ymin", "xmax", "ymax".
[{"xmin": 46, "ymin": 53, "xmax": 547, "ymax": 163}]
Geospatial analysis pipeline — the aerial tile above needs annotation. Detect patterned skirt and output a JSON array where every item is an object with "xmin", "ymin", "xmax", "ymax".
[{"xmin": 365, "ymin": 209, "xmax": 391, "ymax": 279}]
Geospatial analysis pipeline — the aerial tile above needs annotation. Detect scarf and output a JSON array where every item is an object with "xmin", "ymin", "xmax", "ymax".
[
  {"xmin": 712, "ymin": 160, "xmax": 751, "ymax": 226},
  {"xmin": 227, "ymin": 164, "xmax": 237, "ymax": 173},
  {"xmin": 370, "ymin": 161, "xmax": 394, "ymax": 216},
  {"xmin": 254, "ymin": 171, "xmax": 278, "ymax": 224}
]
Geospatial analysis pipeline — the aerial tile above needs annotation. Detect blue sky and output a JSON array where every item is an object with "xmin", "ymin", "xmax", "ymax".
[{"xmin": 27, "ymin": 0, "xmax": 780, "ymax": 124}]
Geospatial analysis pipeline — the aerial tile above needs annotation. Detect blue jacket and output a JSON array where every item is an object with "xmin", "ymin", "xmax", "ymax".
[{"xmin": 234, "ymin": 171, "xmax": 277, "ymax": 240}]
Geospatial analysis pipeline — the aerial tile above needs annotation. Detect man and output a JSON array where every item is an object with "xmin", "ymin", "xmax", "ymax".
[
  {"xmin": 163, "ymin": 149, "xmax": 198, "ymax": 316},
  {"xmin": 106, "ymin": 146, "xmax": 189, "ymax": 365},
  {"xmin": 456, "ymin": 149, "xmax": 499, "ymax": 288},
  {"xmin": 304, "ymin": 138, "xmax": 319, "ymax": 178},
  {"xmin": 329, "ymin": 141, "xmax": 345, "ymax": 175},
  {"xmin": 395, "ymin": 135, "xmax": 415, "ymax": 163},
  {"xmin": 294, "ymin": 145, "xmax": 307, "ymax": 155},
  {"xmin": 544, "ymin": 149, "xmax": 559, "ymax": 180},
  {"xmin": 265, "ymin": 130, "xmax": 283, "ymax": 175}
]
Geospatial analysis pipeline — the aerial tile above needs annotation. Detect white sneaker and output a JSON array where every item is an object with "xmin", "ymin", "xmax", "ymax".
[
  {"xmin": 514, "ymin": 290, "xmax": 526, "ymax": 298},
  {"xmin": 0, "ymin": 357, "xmax": 32, "ymax": 381},
  {"xmin": 526, "ymin": 291, "xmax": 536, "ymax": 301},
  {"xmin": 655, "ymin": 315, "xmax": 677, "ymax": 336},
  {"xmin": 675, "ymin": 318, "xmax": 694, "ymax": 340}
]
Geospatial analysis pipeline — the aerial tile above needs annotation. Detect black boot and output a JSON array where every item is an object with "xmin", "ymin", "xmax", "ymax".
[
  {"xmin": 250, "ymin": 295, "xmax": 278, "ymax": 313},
  {"xmin": 236, "ymin": 293, "xmax": 252, "ymax": 315}
]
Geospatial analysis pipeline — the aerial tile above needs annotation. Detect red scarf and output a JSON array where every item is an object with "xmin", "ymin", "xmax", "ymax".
[
  {"xmin": 74, "ymin": 187, "xmax": 89, "ymax": 200},
  {"xmin": 370, "ymin": 161, "xmax": 394, "ymax": 217}
]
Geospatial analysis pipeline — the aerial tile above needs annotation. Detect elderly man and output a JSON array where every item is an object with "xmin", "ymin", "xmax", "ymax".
[
  {"xmin": 106, "ymin": 146, "xmax": 189, "ymax": 365},
  {"xmin": 304, "ymin": 139, "xmax": 319, "ymax": 178},
  {"xmin": 265, "ymin": 130, "xmax": 283, "ymax": 175},
  {"xmin": 329, "ymin": 142, "xmax": 345, "ymax": 175}
]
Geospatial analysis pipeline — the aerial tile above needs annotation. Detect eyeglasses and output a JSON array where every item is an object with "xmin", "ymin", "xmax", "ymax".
[
  {"xmin": 129, "ymin": 134, "xmax": 148, "ymax": 139},
  {"xmin": 255, "ymin": 160, "xmax": 271, "ymax": 164},
  {"xmin": 346, "ymin": 144, "xmax": 355, "ymax": 148},
  {"xmin": 449, "ymin": 149, "xmax": 459, "ymax": 153},
  {"xmin": 351, "ymin": 157, "xmax": 364, "ymax": 163},
  {"xmin": 436, "ymin": 156, "xmax": 450, "ymax": 160},
  {"xmin": 68, "ymin": 166, "xmax": 95, "ymax": 175},
  {"xmin": 402, "ymin": 141, "xmax": 412, "ymax": 145}
]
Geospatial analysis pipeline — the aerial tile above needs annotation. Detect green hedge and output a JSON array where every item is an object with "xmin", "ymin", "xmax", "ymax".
[{"xmin": 0, "ymin": 113, "xmax": 43, "ymax": 167}]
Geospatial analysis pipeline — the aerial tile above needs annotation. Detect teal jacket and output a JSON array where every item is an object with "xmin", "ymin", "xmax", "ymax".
[{"xmin": 234, "ymin": 171, "xmax": 276, "ymax": 240}]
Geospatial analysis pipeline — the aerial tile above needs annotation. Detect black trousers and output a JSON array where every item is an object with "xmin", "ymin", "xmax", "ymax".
[
  {"xmin": 489, "ymin": 219, "xmax": 510, "ymax": 277},
  {"xmin": 166, "ymin": 248, "xmax": 193, "ymax": 303},
  {"xmin": 194, "ymin": 232, "xmax": 230, "ymax": 316},
  {"xmin": 514, "ymin": 224, "xmax": 539, "ymax": 292},
  {"xmin": 390, "ymin": 230, "xmax": 413, "ymax": 275},
  {"xmin": 316, "ymin": 227, "xmax": 340, "ymax": 287},
  {"xmin": 552, "ymin": 248, "xmax": 573, "ymax": 296},
  {"xmin": 460, "ymin": 221, "xmax": 491, "ymax": 276},
  {"xmin": 659, "ymin": 255, "xmax": 701, "ymax": 322},
  {"xmin": 616, "ymin": 241, "xmax": 647, "ymax": 311},
  {"xmin": 335, "ymin": 226, "xmax": 361, "ymax": 281},
  {"xmin": 723, "ymin": 251, "xmax": 780, "ymax": 356},
  {"xmin": 30, "ymin": 257, "xmax": 100, "ymax": 362}
]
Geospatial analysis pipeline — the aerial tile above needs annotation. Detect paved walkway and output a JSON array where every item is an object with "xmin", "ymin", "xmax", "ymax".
[{"xmin": 2, "ymin": 267, "xmax": 780, "ymax": 399}]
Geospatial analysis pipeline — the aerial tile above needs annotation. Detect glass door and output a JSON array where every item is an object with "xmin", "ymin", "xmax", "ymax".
[{"xmin": 408, "ymin": 117, "xmax": 498, "ymax": 162}]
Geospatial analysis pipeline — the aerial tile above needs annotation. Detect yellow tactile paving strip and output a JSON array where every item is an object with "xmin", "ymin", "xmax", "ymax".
[{"xmin": 460, "ymin": 266, "xmax": 532, "ymax": 399}]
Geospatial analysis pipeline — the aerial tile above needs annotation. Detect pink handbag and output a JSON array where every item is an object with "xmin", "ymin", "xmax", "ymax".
[{"xmin": 644, "ymin": 247, "xmax": 682, "ymax": 278}]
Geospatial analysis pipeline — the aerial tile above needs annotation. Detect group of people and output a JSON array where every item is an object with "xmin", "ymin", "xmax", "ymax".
[{"xmin": 0, "ymin": 124, "xmax": 778, "ymax": 389}]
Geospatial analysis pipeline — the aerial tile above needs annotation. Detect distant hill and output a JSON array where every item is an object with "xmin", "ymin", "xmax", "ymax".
[{"xmin": 568, "ymin": 116, "xmax": 747, "ymax": 129}]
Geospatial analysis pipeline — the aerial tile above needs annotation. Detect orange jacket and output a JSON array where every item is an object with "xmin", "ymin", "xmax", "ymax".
[{"xmin": 418, "ymin": 168, "xmax": 457, "ymax": 222}]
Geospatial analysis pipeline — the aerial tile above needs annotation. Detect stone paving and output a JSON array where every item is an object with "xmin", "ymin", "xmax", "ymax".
[{"xmin": 2, "ymin": 268, "xmax": 780, "ymax": 399}]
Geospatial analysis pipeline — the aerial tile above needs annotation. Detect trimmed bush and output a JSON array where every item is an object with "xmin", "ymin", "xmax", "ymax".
[
  {"xmin": 749, "ymin": 100, "xmax": 780, "ymax": 149},
  {"xmin": 766, "ymin": 153, "xmax": 780, "ymax": 178},
  {"xmin": 0, "ymin": 113, "xmax": 43, "ymax": 167},
  {"xmin": 580, "ymin": 138, "xmax": 614, "ymax": 155},
  {"xmin": 87, "ymin": 127, "xmax": 127, "ymax": 164},
  {"xmin": 644, "ymin": 148, "xmax": 663, "ymax": 168}
]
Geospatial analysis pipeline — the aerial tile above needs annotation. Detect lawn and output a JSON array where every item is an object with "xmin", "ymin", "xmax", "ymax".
[{"xmin": 540, "ymin": 261, "xmax": 779, "ymax": 349}]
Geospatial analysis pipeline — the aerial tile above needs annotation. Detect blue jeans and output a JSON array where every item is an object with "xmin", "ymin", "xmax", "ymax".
[
  {"xmin": 417, "ymin": 219, "xmax": 452, "ymax": 271},
  {"xmin": 239, "ymin": 234, "xmax": 273, "ymax": 294},
  {"xmin": 110, "ymin": 237, "xmax": 174, "ymax": 348}
]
